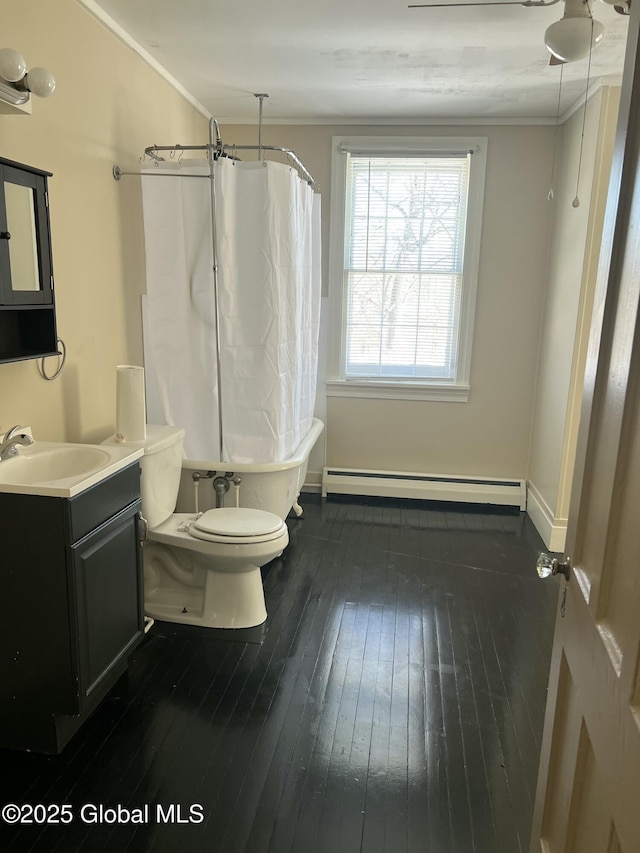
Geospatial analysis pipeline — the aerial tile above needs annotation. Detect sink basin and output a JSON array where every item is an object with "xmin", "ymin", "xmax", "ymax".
[
  {"xmin": 1, "ymin": 446, "xmax": 110, "ymax": 484},
  {"xmin": 0, "ymin": 441, "xmax": 143, "ymax": 497}
]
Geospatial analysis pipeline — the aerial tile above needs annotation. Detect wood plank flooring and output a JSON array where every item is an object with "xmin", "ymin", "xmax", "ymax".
[{"xmin": 0, "ymin": 495, "xmax": 559, "ymax": 853}]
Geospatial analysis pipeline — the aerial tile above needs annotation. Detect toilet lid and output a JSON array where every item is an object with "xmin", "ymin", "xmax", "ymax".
[{"xmin": 192, "ymin": 507, "xmax": 285, "ymax": 538}]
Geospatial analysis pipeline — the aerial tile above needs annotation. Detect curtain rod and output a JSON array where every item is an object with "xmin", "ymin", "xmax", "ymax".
[
  {"xmin": 114, "ymin": 143, "xmax": 315, "ymax": 188},
  {"xmin": 113, "ymin": 114, "xmax": 315, "ymax": 187}
]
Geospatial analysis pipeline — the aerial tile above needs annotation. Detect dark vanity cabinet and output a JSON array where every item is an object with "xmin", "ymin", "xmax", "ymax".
[
  {"xmin": 0, "ymin": 157, "xmax": 59, "ymax": 362},
  {"xmin": 0, "ymin": 463, "xmax": 144, "ymax": 753}
]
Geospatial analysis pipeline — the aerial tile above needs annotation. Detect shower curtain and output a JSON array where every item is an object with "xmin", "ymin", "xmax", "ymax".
[{"xmin": 141, "ymin": 157, "xmax": 321, "ymax": 463}]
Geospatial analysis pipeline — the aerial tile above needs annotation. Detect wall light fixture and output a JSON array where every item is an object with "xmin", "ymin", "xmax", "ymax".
[{"xmin": 0, "ymin": 48, "xmax": 55, "ymax": 108}]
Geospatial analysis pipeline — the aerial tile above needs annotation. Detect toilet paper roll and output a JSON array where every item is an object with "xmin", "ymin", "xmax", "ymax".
[{"xmin": 116, "ymin": 365, "xmax": 146, "ymax": 442}]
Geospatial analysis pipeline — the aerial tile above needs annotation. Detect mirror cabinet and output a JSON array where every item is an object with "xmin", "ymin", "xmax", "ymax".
[{"xmin": 0, "ymin": 157, "xmax": 58, "ymax": 363}]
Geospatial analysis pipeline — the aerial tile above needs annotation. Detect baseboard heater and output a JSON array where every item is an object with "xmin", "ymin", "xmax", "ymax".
[{"xmin": 322, "ymin": 467, "xmax": 527, "ymax": 510}]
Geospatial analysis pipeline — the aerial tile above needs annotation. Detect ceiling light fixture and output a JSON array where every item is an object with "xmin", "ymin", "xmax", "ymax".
[
  {"xmin": 544, "ymin": 0, "xmax": 604, "ymax": 63},
  {"xmin": 0, "ymin": 48, "xmax": 55, "ymax": 108},
  {"xmin": 600, "ymin": 0, "xmax": 631, "ymax": 15}
]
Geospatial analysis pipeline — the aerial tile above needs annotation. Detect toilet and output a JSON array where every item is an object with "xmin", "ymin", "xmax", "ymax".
[{"xmin": 105, "ymin": 425, "xmax": 288, "ymax": 629}]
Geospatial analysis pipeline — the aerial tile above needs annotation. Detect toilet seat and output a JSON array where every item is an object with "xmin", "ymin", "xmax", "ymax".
[{"xmin": 188, "ymin": 507, "xmax": 287, "ymax": 545}]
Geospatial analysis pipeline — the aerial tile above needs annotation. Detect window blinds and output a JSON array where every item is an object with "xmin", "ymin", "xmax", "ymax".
[{"xmin": 344, "ymin": 155, "xmax": 470, "ymax": 381}]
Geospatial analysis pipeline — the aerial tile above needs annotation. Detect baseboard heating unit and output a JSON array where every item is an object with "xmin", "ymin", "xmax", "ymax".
[{"xmin": 322, "ymin": 467, "xmax": 527, "ymax": 510}]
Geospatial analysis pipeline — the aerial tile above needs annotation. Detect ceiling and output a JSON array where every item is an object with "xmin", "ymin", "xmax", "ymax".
[{"xmin": 87, "ymin": 0, "xmax": 630, "ymax": 122}]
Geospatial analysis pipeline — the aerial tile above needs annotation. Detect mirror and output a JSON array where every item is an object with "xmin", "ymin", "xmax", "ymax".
[
  {"xmin": 0, "ymin": 157, "xmax": 53, "ymax": 306},
  {"xmin": 5, "ymin": 182, "xmax": 39, "ymax": 292}
]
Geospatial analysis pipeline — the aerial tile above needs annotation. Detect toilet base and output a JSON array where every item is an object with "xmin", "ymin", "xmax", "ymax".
[
  {"xmin": 144, "ymin": 562, "xmax": 268, "ymax": 629},
  {"xmin": 142, "ymin": 514, "xmax": 288, "ymax": 630}
]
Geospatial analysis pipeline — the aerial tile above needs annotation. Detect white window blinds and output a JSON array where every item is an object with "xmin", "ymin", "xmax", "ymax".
[{"xmin": 344, "ymin": 154, "xmax": 471, "ymax": 381}]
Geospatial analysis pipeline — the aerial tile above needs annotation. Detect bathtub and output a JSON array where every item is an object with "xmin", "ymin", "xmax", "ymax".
[{"xmin": 175, "ymin": 418, "xmax": 324, "ymax": 520}]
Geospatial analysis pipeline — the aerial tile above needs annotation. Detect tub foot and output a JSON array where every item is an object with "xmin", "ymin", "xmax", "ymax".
[{"xmin": 291, "ymin": 500, "xmax": 304, "ymax": 518}]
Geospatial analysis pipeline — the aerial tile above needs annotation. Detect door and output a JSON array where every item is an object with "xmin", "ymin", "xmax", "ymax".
[{"xmin": 530, "ymin": 7, "xmax": 640, "ymax": 851}]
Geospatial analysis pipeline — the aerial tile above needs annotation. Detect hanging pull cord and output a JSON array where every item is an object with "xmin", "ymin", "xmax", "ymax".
[
  {"xmin": 548, "ymin": 63, "xmax": 564, "ymax": 202},
  {"xmin": 573, "ymin": 16, "xmax": 596, "ymax": 209}
]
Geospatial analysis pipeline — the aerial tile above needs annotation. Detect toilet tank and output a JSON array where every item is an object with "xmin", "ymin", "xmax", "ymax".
[
  {"xmin": 102, "ymin": 424, "xmax": 185, "ymax": 529},
  {"xmin": 138, "ymin": 425, "xmax": 185, "ymax": 529}
]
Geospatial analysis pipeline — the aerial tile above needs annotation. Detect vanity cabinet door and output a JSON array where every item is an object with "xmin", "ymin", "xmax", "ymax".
[{"xmin": 70, "ymin": 500, "xmax": 144, "ymax": 708}]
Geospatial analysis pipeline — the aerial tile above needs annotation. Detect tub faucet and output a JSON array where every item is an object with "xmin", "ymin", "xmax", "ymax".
[{"xmin": 0, "ymin": 425, "xmax": 34, "ymax": 461}]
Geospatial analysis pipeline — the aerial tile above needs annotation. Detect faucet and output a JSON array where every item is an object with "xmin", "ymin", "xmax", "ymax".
[{"xmin": 0, "ymin": 425, "xmax": 34, "ymax": 461}]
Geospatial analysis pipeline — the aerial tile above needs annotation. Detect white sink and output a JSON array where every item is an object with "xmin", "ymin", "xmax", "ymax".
[
  {"xmin": 0, "ymin": 441, "xmax": 143, "ymax": 497},
  {"xmin": 1, "ymin": 446, "xmax": 110, "ymax": 483}
]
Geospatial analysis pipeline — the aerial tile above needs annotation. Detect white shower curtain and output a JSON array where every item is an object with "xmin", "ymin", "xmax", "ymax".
[{"xmin": 141, "ymin": 157, "xmax": 321, "ymax": 464}]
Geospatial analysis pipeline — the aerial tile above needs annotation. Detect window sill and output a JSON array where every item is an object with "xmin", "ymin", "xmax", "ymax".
[{"xmin": 325, "ymin": 380, "xmax": 470, "ymax": 402}]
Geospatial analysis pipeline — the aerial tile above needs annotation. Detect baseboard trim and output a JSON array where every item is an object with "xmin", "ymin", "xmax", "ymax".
[
  {"xmin": 527, "ymin": 482, "xmax": 567, "ymax": 552},
  {"xmin": 303, "ymin": 469, "xmax": 323, "ymax": 494}
]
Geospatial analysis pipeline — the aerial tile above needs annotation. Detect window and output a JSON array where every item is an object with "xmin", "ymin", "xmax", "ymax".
[{"xmin": 327, "ymin": 137, "xmax": 487, "ymax": 401}]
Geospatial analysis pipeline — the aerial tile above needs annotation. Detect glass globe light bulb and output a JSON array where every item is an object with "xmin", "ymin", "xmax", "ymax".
[
  {"xmin": 0, "ymin": 48, "xmax": 27, "ymax": 83},
  {"xmin": 25, "ymin": 67, "xmax": 56, "ymax": 98}
]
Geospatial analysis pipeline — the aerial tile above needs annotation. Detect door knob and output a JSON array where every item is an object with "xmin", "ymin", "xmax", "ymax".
[
  {"xmin": 536, "ymin": 551, "xmax": 571, "ymax": 580},
  {"xmin": 536, "ymin": 552, "xmax": 571, "ymax": 581}
]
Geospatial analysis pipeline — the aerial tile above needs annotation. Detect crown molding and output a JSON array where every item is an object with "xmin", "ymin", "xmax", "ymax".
[
  {"xmin": 78, "ymin": 0, "xmax": 210, "ymax": 119},
  {"xmin": 560, "ymin": 75, "xmax": 623, "ymax": 124}
]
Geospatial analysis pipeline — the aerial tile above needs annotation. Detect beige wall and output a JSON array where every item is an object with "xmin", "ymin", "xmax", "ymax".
[
  {"xmin": 527, "ymin": 86, "xmax": 620, "ymax": 549},
  {"xmin": 1, "ymin": 4, "xmax": 608, "ymax": 502},
  {"xmin": 1, "ymin": 0, "xmax": 207, "ymax": 443},
  {"xmin": 222, "ymin": 122, "xmax": 555, "ymax": 477}
]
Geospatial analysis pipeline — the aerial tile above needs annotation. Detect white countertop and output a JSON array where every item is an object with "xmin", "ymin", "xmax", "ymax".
[{"xmin": 0, "ymin": 441, "xmax": 143, "ymax": 498}]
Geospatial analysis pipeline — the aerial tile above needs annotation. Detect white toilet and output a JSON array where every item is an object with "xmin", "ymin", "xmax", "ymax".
[{"xmin": 108, "ymin": 425, "xmax": 288, "ymax": 629}]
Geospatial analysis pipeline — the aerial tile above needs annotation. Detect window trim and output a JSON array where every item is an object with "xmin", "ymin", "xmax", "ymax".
[{"xmin": 327, "ymin": 135, "xmax": 487, "ymax": 403}]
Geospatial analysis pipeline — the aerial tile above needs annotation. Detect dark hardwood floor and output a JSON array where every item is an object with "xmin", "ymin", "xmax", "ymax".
[{"xmin": 0, "ymin": 495, "xmax": 559, "ymax": 853}]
